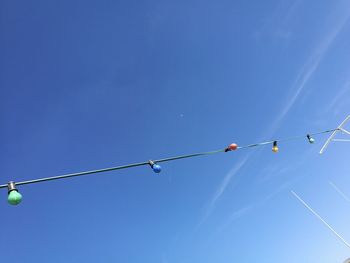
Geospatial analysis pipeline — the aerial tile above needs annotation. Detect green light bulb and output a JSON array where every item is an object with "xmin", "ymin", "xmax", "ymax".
[{"xmin": 8, "ymin": 190, "xmax": 22, "ymax": 205}]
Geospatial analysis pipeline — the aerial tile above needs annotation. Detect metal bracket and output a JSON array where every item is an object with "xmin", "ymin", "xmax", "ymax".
[{"xmin": 319, "ymin": 115, "xmax": 350, "ymax": 154}]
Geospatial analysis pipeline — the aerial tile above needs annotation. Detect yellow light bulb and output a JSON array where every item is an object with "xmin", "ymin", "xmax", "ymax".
[{"xmin": 272, "ymin": 141, "xmax": 278, "ymax": 153}]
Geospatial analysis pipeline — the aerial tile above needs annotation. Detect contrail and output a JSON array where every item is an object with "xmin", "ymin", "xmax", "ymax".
[
  {"xmin": 329, "ymin": 181, "xmax": 350, "ymax": 203},
  {"xmin": 291, "ymin": 190, "xmax": 350, "ymax": 249}
]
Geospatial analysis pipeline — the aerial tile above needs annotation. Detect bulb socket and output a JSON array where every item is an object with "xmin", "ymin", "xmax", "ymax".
[
  {"xmin": 307, "ymin": 134, "xmax": 315, "ymax": 143},
  {"xmin": 148, "ymin": 160, "xmax": 155, "ymax": 168},
  {"xmin": 7, "ymin": 181, "xmax": 18, "ymax": 194},
  {"xmin": 149, "ymin": 160, "xmax": 161, "ymax": 173}
]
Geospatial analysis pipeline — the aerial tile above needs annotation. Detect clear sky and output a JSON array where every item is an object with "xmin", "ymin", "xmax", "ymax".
[{"xmin": 1, "ymin": 0, "xmax": 350, "ymax": 262}]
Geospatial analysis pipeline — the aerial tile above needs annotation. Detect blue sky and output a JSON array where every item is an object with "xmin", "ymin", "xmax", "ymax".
[{"xmin": 1, "ymin": 0, "xmax": 350, "ymax": 262}]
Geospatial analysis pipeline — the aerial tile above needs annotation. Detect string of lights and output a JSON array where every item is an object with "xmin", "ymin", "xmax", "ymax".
[{"xmin": 0, "ymin": 127, "xmax": 342, "ymax": 206}]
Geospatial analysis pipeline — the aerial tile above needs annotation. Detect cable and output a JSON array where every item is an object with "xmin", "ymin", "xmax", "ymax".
[
  {"xmin": 238, "ymin": 129, "xmax": 337, "ymax": 149},
  {"xmin": 0, "ymin": 128, "xmax": 337, "ymax": 190}
]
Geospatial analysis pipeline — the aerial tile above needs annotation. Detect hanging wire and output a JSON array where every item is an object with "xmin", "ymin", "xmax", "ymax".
[{"xmin": 0, "ymin": 128, "xmax": 339, "ymax": 189}]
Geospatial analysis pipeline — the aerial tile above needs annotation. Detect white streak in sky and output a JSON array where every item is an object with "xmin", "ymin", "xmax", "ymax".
[
  {"xmin": 209, "ymin": 156, "xmax": 249, "ymax": 207},
  {"xmin": 216, "ymin": 205, "xmax": 253, "ymax": 233},
  {"xmin": 291, "ymin": 190, "xmax": 350, "ymax": 249},
  {"xmin": 325, "ymin": 80, "xmax": 350, "ymax": 114},
  {"xmin": 274, "ymin": 11, "xmax": 350, "ymax": 127},
  {"xmin": 196, "ymin": 155, "xmax": 250, "ymax": 228},
  {"xmin": 329, "ymin": 181, "xmax": 350, "ymax": 203},
  {"xmin": 196, "ymin": 5, "xmax": 350, "ymax": 230}
]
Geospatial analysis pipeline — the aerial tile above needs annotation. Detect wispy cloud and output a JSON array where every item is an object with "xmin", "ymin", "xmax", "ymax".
[
  {"xmin": 196, "ymin": 154, "xmax": 250, "ymax": 228},
  {"xmin": 216, "ymin": 205, "xmax": 253, "ymax": 233},
  {"xmin": 325, "ymin": 80, "xmax": 350, "ymax": 115},
  {"xmin": 273, "ymin": 14, "xmax": 350, "ymax": 130},
  {"xmin": 255, "ymin": 3, "xmax": 350, "ymax": 141},
  {"xmin": 256, "ymin": 163, "xmax": 290, "ymax": 183},
  {"xmin": 253, "ymin": 0, "xmax": 301, "ymax": 40},
  {"xmin": 196, "ymin": 4, "xmax": 350, "ymax": 231},
  {"xmin": 329, "ymin": 181, "xmax": 350, "ymax": 203},
  {"xmin": 208, "ymin": 142, "xmax": 315, "ymax": 233},
  {"xmin": 215, "ymin": 179, "xmax": 295, "ymax": 233}
]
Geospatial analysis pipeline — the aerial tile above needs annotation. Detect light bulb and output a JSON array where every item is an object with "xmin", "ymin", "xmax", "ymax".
[
  {"xmin": 149, "ymin": 160, "xmax": 162, "ymax": 174},
  {"xmin": 152, "ymin": 164, "xmax": 162, "ymax": 173},
  {"xmin": 228, "ymin": 143, "xmax": 238, "ymax": 151},
  {"xmin": 272, "ymin": 141, "xmax": 279, "ymax": 153},
  {"xmin": 307, "ymin": 134, "xmax": 315, "ymax": 144},
  {"xmin": 8, "ymin": 190, "xmax": 22, "ymax": 205},
  {"xmin": 7, "ymin": 181, "xmax": 22, "ymax": 205}
]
